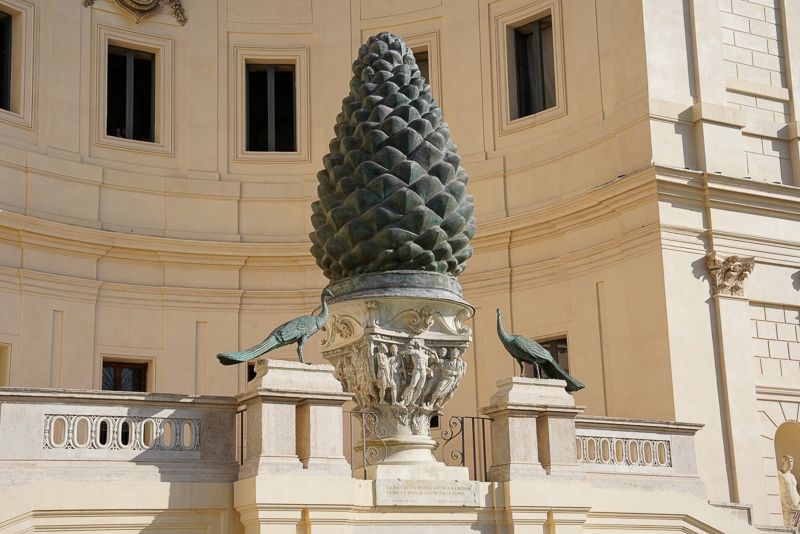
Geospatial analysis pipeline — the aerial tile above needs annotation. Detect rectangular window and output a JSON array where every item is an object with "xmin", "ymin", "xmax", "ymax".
[
  {"xmin": 0, "ymin": 344, "xmax": 9, "ymax": 386},
  {"xmin": 0, "ymin": 10, "xmax": 10, "ymax": 112},
  {"xmin": 524, "ymin": 337, "xmax": 569, "ymax": 378},
  {"xmin": 413, "ymin": 49, "xmax": 429, "ymax": 83},
  {"xmin": 106, "ymin": 45, "xmax": 154, "ymax": 142},
  {"xmin": 246, "ymin": 63, "xmax": 295, "ymax": 152},
  {"xmin": 513, "ymin": 15, "xmax": 556, "ymax": 119},
  {"xmin": 102, "ymin": 361, "xmax": 147, "ymax": 392}
]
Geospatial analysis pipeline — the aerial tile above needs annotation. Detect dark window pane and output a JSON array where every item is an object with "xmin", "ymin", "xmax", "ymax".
[
  {"xmin": 0, "ymin": 11, "xmax": 11, "ymax": 112},
  {"xmin": 246, "ymin": 64, "xmax": 295, "ymax": 152},
  {"xmin": 247, "ymin": 66, "xmax": 269, "ymax": 151},
  {"xmin": 273, "ymin": 69, "xmax": 295, "ymax": 152},
  {"xmin": 132, "ymin": 52, "xmax": 154, "ymax": 142},
  {"xmin": 107, "ymin": 47, "xmax": 128, "ymax": 137},
  {"xmin": 513, "ymin": 16, "xmax": 555, "ymax": 120},
  {"xmin": 102, "ymin": 365, "xmax": 115, "ymax": 391},
  {"xmin": 107, "ymin": 46, "xmax": 155, "ymax": 142},
  {"xmin": 120, "ymin": 366, "xmax": 144, "ymax": 391},
  {"xmin": 99, "ymin": 421, "xmax": 108, "ymax": 445},
  {"xmin": 102, "ymin": 361, "xmax": 147, "ymax": 392}
]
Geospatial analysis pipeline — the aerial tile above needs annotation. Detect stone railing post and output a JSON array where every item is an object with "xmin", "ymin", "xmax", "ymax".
[
  {"xmin": 236, "ymin": 359, "xmax": 352, "ymax": 479},
  {"xmin": 481, "ymin": 377, "xmax": 584, "ymax": 481}
]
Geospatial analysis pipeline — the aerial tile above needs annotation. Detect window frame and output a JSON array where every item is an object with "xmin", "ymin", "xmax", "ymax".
[
  {"xmin": 101, "ymin": 360, "xmax": 148, "ymax": 392},
  {"xmin": 492, "ymin": 0, "xmax": 566, "ymax": 136},
  {"xmin": 0, "ymin": 343, "xmax": 10, "ymax": 387},
  {"xmin": 106, "ymin": 45, "xmax": 156, "ymax": 143},
  {"xmin": 0, "ymin": 0, "xmax": 34, "ymax": 129},
  {"xmin": 99, "ymin": 354, "xmax": 156, "ymax": 393},
  {"xmin": 400, "ymin": 31, "xmax": 442, "ymax": 108},
  {"xmin": 95, "ymin": 25, "xmax": 173, "ymax": 155},
  {"xmin": 233, "ymin": 46, "xmax": 310, "ymax": 163},
  {"xmin": 513, "ymin": 15, "xmax": 556, "ymax": 119},
  {"xmin": 523, "ymin": 335, "xmax": 569, "ymax": 379}
]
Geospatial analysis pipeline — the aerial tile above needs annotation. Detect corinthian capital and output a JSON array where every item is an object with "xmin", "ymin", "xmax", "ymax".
[{"xmin": 707, "ymin": 253, "xmax": 755, "ymax": 297}]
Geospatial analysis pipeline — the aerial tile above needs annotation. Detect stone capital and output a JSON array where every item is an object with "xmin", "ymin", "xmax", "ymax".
[{"xmin": 706, "ymin": 252, "xmax": 755, "ymax": 297}]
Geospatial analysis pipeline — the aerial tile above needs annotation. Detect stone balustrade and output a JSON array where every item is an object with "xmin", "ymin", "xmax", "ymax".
[
  {"xmin": 0, "ymin": 387, "xmax": 239, "ymax": 491},
  {"xmin": 1, "ymin": 376, "xmax": 707, "ymax": 503},
  {"xmin": 574, "ymin": 415, "xmax": 706, "ymax": 497}
]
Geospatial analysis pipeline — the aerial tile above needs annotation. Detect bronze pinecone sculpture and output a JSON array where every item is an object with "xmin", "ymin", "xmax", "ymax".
[{"xmin": 309, "ymin": 32, "xmax": 476, "ymax": 281}]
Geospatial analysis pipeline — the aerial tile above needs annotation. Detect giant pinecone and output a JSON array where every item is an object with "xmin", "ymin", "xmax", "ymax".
[{"xmin": 310, "ymin": 32, "xmax": 476, "ymax": 281}]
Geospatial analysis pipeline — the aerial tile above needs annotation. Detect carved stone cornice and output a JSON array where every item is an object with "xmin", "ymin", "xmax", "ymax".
[
  {"xmin": 707, "ymin": 253, "xmax": 755, "ymax": 297},
  {"xmin": 83, "ymin": 0, "xmax": 186, "ymax": 26}
]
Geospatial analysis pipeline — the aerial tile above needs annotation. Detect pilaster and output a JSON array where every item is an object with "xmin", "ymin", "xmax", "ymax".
[{"xmin": 707, "ymin": 254, "xmax": 770, "ymax": 523}]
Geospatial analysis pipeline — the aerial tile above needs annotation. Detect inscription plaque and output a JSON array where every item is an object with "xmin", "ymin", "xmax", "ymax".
[{"xmin": 375, "ymin": 480, "xmax": 480, "ymax": 507}]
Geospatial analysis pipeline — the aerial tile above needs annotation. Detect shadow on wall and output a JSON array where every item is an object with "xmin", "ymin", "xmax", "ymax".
[{"xmin": 791, "ymin": 271, "xmax": 800, "ymax": 292}]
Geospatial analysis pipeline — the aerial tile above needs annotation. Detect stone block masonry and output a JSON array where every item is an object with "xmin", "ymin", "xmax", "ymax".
[
  {"xmin": 721, "ymin": 0, "xmax": 786, "ymax": 88},
  {"xmin": 750, "ymin": 302, "xmax": 800, "ymax": 378}
]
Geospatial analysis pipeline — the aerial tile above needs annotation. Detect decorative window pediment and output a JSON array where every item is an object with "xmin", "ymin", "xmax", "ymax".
[{"xmin": 83, "ymin": 0, "xmax": 186, "ymax": 26}]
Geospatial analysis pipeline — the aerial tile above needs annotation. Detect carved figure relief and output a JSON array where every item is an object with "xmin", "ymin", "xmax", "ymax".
[
  {"xmin": 83, "ymin": 0, "xmax": 187, "ymax": 26},
  {"xmin": 707, "ymin": 253, "xmax": 755, "ymax": 297},
  {"xmin": 330, "ymin": 331, "xmax": 468, "ymax": 437},
  {"xmin": 374, "ymin": 343, "xmax": 398, "ymax": 405}
]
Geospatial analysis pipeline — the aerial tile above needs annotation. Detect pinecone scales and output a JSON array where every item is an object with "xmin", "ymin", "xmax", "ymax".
[{"xmin": 310, "ymin": 32, "xmax": 476, "ymax": 281}]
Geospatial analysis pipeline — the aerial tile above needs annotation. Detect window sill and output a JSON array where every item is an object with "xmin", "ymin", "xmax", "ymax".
[
  {"xmin": 0, "ymin": 107, "xmax": 30, "ymax": 129},
  {"xmin": 233, "ymin": 150, "xmax": 308, "ymax": 163},
  {"xmin": 501, "ymin": 104, "xmax": 566, "ymax": 136},
  {"xmin": 95, "ymin": 134, "xmax": 172, "ymax": 156}
]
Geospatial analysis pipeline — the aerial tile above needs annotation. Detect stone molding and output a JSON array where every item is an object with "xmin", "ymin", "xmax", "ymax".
[
  {"xmin": 83, "ymin": 0, "xmax": 186, "ymax": 26},
  {"xmin": 707, "ymin": 253, "xmax": 755, "ymax": 297}
]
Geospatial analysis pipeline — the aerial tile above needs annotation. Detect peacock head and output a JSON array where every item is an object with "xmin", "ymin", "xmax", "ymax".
[
  {"xmin": 496, "ymin": 308, "xmax": 502, "ymax": 316},
  {"xmin": 322, "ymin": 289, "xmax": 334, "ymax": 300}
]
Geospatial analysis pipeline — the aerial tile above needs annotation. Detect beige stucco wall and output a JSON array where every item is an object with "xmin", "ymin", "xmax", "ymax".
[{"xmin": 0, "ymin": 0, "xmax": 799, "ymax": 526}]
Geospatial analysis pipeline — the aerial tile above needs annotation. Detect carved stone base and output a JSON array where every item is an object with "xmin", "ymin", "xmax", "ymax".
[{"xmin": 321, "ymin": 272, "xmax": 473, "ymax": 479}]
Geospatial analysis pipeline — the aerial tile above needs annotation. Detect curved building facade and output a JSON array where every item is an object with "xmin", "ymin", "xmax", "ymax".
[{"xmin": 0, "ymin": 0, "xmax": 799, "ymax": 528}]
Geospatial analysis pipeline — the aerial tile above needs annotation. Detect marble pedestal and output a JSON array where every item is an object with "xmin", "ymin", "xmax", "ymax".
[
  {"xmin": 236, "ymin": 359, "xmax": 352, "ymax": 479},
  {"xmin": 321, "ymin": 271, "xmax": 474, "ymax": 481},
  {"xmin": 481, "ymin": 377, "xmax": 585, "ymax": 481}
]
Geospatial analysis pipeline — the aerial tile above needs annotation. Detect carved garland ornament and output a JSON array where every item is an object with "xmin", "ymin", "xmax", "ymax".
[
  {"xmin": 707, "ymin": 253, "xmax": 755, "ymax": 297},
  {"xmin": 83, "ymin": 0, "xmax": 187, "ymax": 26}
]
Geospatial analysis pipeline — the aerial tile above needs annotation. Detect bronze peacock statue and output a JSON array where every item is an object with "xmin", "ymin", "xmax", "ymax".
[
  {"xmin": 496, "ymin": 308, "xmax": 585, "ymax": 392},
  {"xmin": 217, "ymin": 289, "xmax": 334, "ymax": 365}
]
